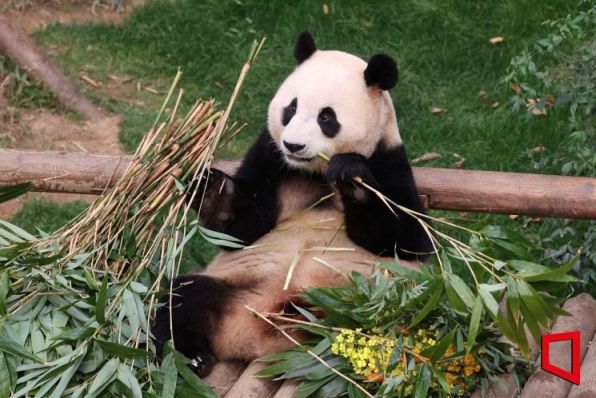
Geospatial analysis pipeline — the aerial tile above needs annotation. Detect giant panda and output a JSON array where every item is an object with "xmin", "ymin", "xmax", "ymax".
[{"xmin": 152, "ymin": 31, "xmax": 432, "ymax": 375}]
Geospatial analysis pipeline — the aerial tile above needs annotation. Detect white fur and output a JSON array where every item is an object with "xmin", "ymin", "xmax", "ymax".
[{"xmin": 267, "ymin": 50, "xmax": 402, "ymax": 173}]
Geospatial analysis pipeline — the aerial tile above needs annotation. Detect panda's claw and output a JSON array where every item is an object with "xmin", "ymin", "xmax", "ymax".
[{"xmin": 189, "ymin": 353, "xmax": 217, "ymax": 378}]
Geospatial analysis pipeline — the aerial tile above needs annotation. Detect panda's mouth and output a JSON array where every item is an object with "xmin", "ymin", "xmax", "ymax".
[{"xmin": 286, "ymin": 154, "xmax": 315, "ymax": 162}]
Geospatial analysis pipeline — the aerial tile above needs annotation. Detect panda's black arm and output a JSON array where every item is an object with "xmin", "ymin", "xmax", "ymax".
[
  {"xmin": 218, "ymin": 128, "xmax": 288, "ymax": 247},
  {"xmin": 331, "ymin": 144, "xmax": 433, "ymax": 260}
]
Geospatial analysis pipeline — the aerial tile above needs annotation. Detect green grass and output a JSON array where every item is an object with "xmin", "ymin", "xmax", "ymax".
[
  {"xmin": 33, "ymin": 0, "xmax": 573, "ymax": 169},
  {"xmin": 10, "ymin": 198, "xmax": 88, "ymax": 234},
  {"xmin": 8, "ymin": 0, "xmax": 580, "ymax": 264}
]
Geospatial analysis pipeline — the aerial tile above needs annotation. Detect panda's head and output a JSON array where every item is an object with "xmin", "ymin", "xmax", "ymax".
[{"xmin": 268, "ymin": 31, "xmax": 403, "ymax": 173}]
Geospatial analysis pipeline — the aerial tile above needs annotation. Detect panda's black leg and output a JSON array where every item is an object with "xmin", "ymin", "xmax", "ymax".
[{"xmin": 152, "ymin": 274, "xmax": 234, "ymax": 377}]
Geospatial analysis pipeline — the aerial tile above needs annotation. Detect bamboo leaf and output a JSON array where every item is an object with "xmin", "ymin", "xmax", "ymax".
[
  {"xmin": 117, "ymin": 364, "xmax": 143, "ymax": 398},
  {"xmin": 517, "ymin": 280, "xmax": 550, "ymax": 328},
  {"xmin": 95, "ymin": 273, "xmax": 109, "ymax": 324},
  {"xmin": 466, "ymin": 296, "xmax": 483, "ymax": 353},
  {"xmin": 413, "ymin": 364, "xmax": 432, "ymax": 398},
  {"xmin": 431, "ymin": 366, "xmax": 451, "ymax": 393},
  {"xmin": 0, "ymin": 335, "xmax": 41, "ymax": 362},
  {"xmin": 0, "ymin": 271, "xmax": 9, "ymax": 316},
  {"xmin": 198, "ymin": 225, "xmax": 244, "ymax": 243},
  {"xmin": 409, "ymin": 282, "xmax": 444, "ymax": 327},
  {"xmin": 173, "ymin": 351, "xmax": 218, "ymax": 398},
  {"xmin": 428, "ymin": 327, "xmax": 457, "ymax": 362},
  {"xmin": 0, "ymin": 183, "xmax": 32, "ymax": 204},
  {"xmin": 295, "ymin": 376, "xmax": 334, "ymax": 398},
  {"xmin": 446, "ymin": 274, "xmax": 475, "ymax": 309},
  {"xmin": 479, "ymin": 284, "xmax": 500, "ymax": 319},
  {"xmin": 96, "ymin": 340, "xmax": 154, "ymax": 360},
  {"xmin": 510, "ymin": 253, "xmax": 580, "ymax": 283},
  {"xmin": 48, "ymin": 353, "xmax": 84, "ymax": 398},
  {"xmin": 86, "ymin": 358, "xmax": 119, "ymax": 398},
  {"xmin": 160, "ymin": 353, "xmax": 177, "ymax": 398},
  {"xmin": 0, "ymin": 352, "xmax": 12, "ymax": 398}
]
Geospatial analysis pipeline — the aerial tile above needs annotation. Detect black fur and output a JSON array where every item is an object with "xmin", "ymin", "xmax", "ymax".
[
  {"xmin": 186, "ymin": 168, "xmax": 235, "ymax": 232},
  {"xmin": 327, "ymin": 144, "xmax": 432, "ymax": 260},
  {"xmin": 282, "ymin": 98, "xmax": 297, "ymax": 126},
  {"xmin": 318, "ymin": 107, "xmax": 341, "ymax": 138},
  {"xmin": 152, "ymin": 274, "xmax": 234, "ymax": 376},
  {"xmin": 294, "ymin": 31, "xmax": 317, "ymax": 64},
  {"xmin": 191, "ymin": 129, "xmax": 289, "ymax": 247},
  {"xmin": 364, "ymin": 54, "xmax": 399, "ymax": 90}
]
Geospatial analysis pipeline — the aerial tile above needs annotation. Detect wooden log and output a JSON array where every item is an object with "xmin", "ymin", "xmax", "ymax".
[
  {"xmin": 203, "ymin": 361, "xmax": 246, "ymax": 397},
  {"xmin": 0, "ymin": 149, "xmax": 594, "ymax": 219},
  {"xmin": 568, "ymin": 332, "xmax": 596, "ymax": 398},
  {"xmin": 0, "ymin": 12, "xmax": 107, "ymax": 121},
  {"xmin": 224, "ymin": 361, "xmax": 281, "ymax": 398},
  {"xmin": 520, "ymin": 294, "xmax": 596, "ymax": 398}
]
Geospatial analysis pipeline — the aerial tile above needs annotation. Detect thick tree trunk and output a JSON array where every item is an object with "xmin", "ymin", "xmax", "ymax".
[
  {"xmin": 0, "ymin": 149, "xmax": 594, "ymax": 220},
  {"xmin": 0, "ymin": 12, "xmax": 107, "ymax": 121}
]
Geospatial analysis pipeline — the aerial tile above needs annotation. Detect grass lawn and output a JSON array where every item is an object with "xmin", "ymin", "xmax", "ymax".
[{"xmin": 10, "ymin": 0, "xmax": 579, "ymax": 263}]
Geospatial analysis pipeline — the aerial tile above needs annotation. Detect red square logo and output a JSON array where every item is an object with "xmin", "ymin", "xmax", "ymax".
[{"xmin": 541, "ymin": 330, "xmax": 581, "ymax": 385}]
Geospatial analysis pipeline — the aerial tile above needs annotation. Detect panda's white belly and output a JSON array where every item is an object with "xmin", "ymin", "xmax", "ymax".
[{"xmin": 199, "ymin": 207, "xmax": 418, "ymax": 360}]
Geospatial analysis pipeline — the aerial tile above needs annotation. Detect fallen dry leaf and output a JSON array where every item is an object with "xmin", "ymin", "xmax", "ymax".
[
  {"xmin": 489, "ymin": 36, "xmax": 504, "ymax": 44},
  {"xmin": 412, "ymin": 152, "xmax": 442, "ymax": 164},
  {"xmin": 490, "ymin": 101, "xmax": 500, "ymax": 109},
  {"xmin": 530, "ymin": 146, "xmax": 545, "ymax": 154},
  {"xmin": 479, "ymin": 90, "xmax": 488, "ymax": 99},
  {"xmin": 430, "ymin": 106, "xmax": 443, "ymax": 114},
  {"xmin": 452, "ymin": 153, "xmax": 465, "ymax": 169},
  {"xmin": 509, "ymin": 214, "xmax": 519, "ymax": 220},
  {"xmin": 510, "ymin": 82, "xmax": 521, "ymax": 94},
  {"xmin": 527, "ymin": 99, "xmax": 547, "ymax": 116},
  {"xmin": 144, "ymin": 87, "xmax": 160, "ymax": 95},
  {"xmin": 322, "ymin": 3, "xmax": 330, "ymax": 14},
  {"xmin": 79, "ymin": 72, "xmax": 101, "ymax": 88}
]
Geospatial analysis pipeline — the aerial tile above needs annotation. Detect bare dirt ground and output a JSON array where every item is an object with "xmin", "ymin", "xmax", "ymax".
[
  {"xmin": 0, "ymin": 0, "xmax": 145, "ymax": 218},
  {"xmin": 4, "ymin": 0, "xmax": 145, "ymax": 33}
]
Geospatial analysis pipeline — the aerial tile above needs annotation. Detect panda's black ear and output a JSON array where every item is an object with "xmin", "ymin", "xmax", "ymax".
[
  {"xmin": 364, "ymin": 54, "xmax": 398, "ymax": 90},
  {"xmin": 294, "ymin": 31, "xmax": 317, "ymax": 64}
]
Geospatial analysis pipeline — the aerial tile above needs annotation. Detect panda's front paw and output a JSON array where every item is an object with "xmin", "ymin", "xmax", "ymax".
[
  {"xmin": 326, "ymin": 153, "xmax": 377, "ymax": 203},
  {"xmin": 326, "ymin": 153, "xmax": 376, "ymax": 184},
  {"xmin": 187, "ymin": 168, "xmax": 235, "ymax": 231}
]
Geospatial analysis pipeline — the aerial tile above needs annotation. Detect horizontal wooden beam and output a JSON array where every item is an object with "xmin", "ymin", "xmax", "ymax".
[{"xmin": 0, "ymin": 149, "xmax": 594, "ymax": 219}]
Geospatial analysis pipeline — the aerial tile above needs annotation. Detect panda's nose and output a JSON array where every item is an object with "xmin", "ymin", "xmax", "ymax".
[{"xmin": 283, "ymin": 141, "xmax": 305, "ymax": 153}]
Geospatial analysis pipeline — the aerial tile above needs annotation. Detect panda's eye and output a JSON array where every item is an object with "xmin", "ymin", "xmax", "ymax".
[
  {"xmin": 317, "ymin": 107, "xmax": 341, "ymax": 138},
  {"xmin": 282, "ymin": 98, "xmax": 298, "ymax": 126}
]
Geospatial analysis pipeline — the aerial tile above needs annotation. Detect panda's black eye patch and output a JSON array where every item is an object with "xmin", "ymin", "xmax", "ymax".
[
  {"xmin": 317, "ymin": 107, "xmax": 341, "ymax": 138},
  {"xmin": 282, "ymin": 98, "xmax": 298, "ymax": 126}
]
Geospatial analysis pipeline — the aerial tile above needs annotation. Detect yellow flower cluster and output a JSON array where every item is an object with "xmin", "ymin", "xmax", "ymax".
[
  {"xmin": 330, "ymin": 327, "xmax": 483, "ymax": 396},
  {"xmin": 330, "ymin": 328, "xmax": 391, "ymax": 379},
  {"xmin": 441, "ymin": 345, "xmax": 483, "ymax": 394}
]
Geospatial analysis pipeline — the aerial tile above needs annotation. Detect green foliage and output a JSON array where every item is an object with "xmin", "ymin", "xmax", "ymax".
[
  {"xmin": 503, "ymin": 1, "xmax": 595, "ymax": 296},
  {"xmin": 258, "ymin": 222, "xmax": 576, "ymax": 397}
]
